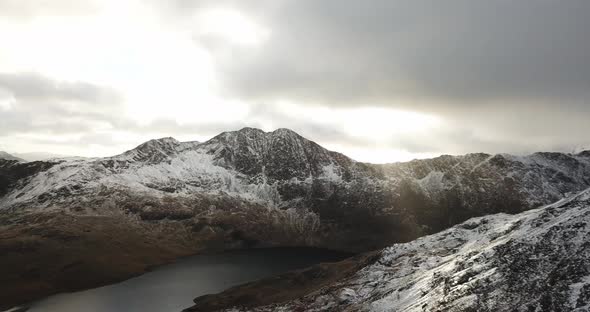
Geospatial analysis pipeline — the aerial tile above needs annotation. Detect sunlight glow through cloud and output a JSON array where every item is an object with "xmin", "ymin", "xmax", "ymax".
[
  {"xmin": 0, "ymin": 1, "xmax": 456, "ymax": 163},
  {"xmin": 195, "ymin": 8, "xmax": 271, "ymax": 46}
]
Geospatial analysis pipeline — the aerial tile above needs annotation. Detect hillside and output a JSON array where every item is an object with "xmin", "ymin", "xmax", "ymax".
[
  {"xmin": 188, "ymin": 188, "xmax": 590, "ymax": 311},
  {"xmin": 1, "ymin": 127, "xmax": 590, "ymax": 309}
]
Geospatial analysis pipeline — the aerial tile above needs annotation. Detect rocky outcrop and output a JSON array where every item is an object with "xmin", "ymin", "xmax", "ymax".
[{"xmin": 0, "ymin": 159, "xmax": 57, "ymax": 197}]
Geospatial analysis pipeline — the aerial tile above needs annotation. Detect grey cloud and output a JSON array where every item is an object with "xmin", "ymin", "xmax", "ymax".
[
  {"xmin": 187, "ymin": 0, "xmax": 590, "ymax": 112},
  {"xmin": 129, "ymin": 119, "xmax": 253, "ymax": 138},
  {"xmin": 0, "ymin": 72, "xmax": 252, "ymax": 150},
  {"xmin": 0, "ymin": 72, "xmax": 123, "ymax": 136},
  {"xmin": 147, "ymin": 0, "xmax": 277, "ymax": 20},
  {"xmin": 0, "ymin": 110, "xmax": 34, "ymax": 134},
  {"xmin": 3, "ymin": 1, "xmax": 590, "ymax": 159},
  {"xmin": 245, "ymin": 102, "xmax": 371, "ymax": 148},
  {"xmin": 25, "ymin": 133, "xmax": 116, "ymax": 147},
  {"xmin": 244, "ymin": 102, "xmax": 585, "ymax": 157},
  {"xmin": 0, "ymin": 72, "xmax": 121, "ymax": 105},
  {"xmin": 179, "ymin": 0, "xmax": 590, "ymax": 156}
]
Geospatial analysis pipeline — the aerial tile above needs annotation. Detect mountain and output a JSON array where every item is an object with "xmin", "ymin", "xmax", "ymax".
[
  {"xmin": 1, "ymin": 127, "xmax": 590, "ymax": 308},
  {"xmin": 12, "ymin": 152, "xmax": 73, "ymax": 162},
  {"xmin": 0, "ymin": 151, "xmax": 24, "ymax": 162},
  {"xmin": 2, "ymin": 128, "xmax": 589, "ymax": 250},
  {"xmin": 187, "ymin": 188, "xmax": 590, "ymax": 311}
]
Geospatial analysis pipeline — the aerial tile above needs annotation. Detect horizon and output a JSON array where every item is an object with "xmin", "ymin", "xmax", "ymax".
[{"xmin": 2, "ymin": 126, "xmax": 590, "ymax": 164}]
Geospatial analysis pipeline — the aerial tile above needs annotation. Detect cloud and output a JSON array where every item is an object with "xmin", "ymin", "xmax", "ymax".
[
  {"xmin": 2, "ymin": 1, "xmax": 590, "ymax": 161},
  {"xmin": 186, "ymin": 1, "xmax": 590, "ymax": 111},
  {"xmin": 0, "ymin": 72, "xmax": 120, "ymax": 104},
  {"xmin": 0, "ymin": 0, "xmax": 99, "ymax": 19},
  {"xmin": 241, "ymin": 102, "xmax": 581, "ymax": 157},
  {"xmin": 0, "ymin": 72, "xmax": 123, "ymax": 135},
  {"xmin": 181, "ymin": 0, "xmax": 590, "ymax": 156}
]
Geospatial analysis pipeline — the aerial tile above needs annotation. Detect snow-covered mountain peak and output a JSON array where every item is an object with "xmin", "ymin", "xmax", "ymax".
[
  {"xmin": 194, "ymin": 127, "xmax": 353, "ymax": 180},
  {"xmin": 113, "ymin": 137, "xmax": 182, "ymax": 164},
  {"xmin": 271, "ymin": 127, "xmax": 300, "ymax": 137},
  {"xmin": 130, "ymin": 136, "xmax": 181, "ymax": 152},
  {"xmin": 145, "ymin": 136, "xmax": 179, "ymax": 145},
  {"xmin": 204, "ymin": 127, "xmax": 305, "ymax": 148},
  {"xmin": 2, "ymin": 127, "xmax": 590, "ymax": 256},
  {"xmin": 238, "ymin": 126, "xmax": 267, "ymax": 135}
]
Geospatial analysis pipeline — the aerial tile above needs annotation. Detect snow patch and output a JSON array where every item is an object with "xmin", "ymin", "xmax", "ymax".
[{"xmin": 319, "ymin": 163, "xmax": 343, "ymax": 183}]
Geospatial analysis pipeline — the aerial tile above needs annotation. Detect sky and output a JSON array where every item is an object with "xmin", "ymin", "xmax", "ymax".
[{"xmin": 0, "ymin": 0, "xmax": 589, "ymax": 163}]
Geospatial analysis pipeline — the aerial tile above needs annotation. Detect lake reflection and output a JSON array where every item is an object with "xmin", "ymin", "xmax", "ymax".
[{"xmin": 27, "ymin": 248, "xmax": 351, "ymax": 312}]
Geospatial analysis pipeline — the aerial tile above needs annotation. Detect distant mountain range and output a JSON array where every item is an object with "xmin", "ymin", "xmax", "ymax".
[
  {"xmin": 14, "ymin": 152, "xmax": 74, "ymax": 162},
  {"xmin": 0, "ymin": 151, "xmax": 75, "ymax": 162},
  {"xmin": 1, "ymin": 127, "xmax": 589, "ymax": 310},
  {"xmin": 0, "ymin": 151, "xmax": 24, "ymax": 162}
]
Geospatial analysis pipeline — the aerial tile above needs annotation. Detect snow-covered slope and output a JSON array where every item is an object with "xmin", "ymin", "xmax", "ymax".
[
  {"xmin": 218, "ymin": 188, "xmax": 590, "ymax": 311},
  {"xmin": 0, "ymin": 129, "xmax": 352, "ymax": 210},
  {"xmin": 1, "ymin": 127, "xmax": 589, "ymax": 251}
]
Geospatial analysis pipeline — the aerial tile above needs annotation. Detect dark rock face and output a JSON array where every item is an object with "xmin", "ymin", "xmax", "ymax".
[
  {"xmin": 0, "ymin": 159, "xmax": 56, "ymax": 197},
  {"xmin": 199, "ymin": 128, "xmax": 355, "ymax": 181},
  {"xmin": 380, "ymin": 152, "xmax": 590, "ymax": 233},
  {"xmin": 117, "ymin": 137, "xmax": 182, "ymax": 164},
  {"xmin": 190, "ymin": 189, "xmax": 590, "ymax": 312},
  {"xmin": 182, "ymin": 129, "xmax": 590, "ymax": 250}
]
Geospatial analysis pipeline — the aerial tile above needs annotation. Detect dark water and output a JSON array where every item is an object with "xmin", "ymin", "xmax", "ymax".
[{"xmin": 26, "ymin": 248, "xmax": 351, "ymax": 312}]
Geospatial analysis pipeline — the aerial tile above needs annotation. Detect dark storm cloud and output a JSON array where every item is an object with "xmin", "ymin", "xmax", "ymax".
[
  {"xmin": 177, "ymin": 0, "xmax": 590, "ymax": 156},
  {"xmin": 188, "ymin": 0, "xmax": 590, "ymax": 112}
]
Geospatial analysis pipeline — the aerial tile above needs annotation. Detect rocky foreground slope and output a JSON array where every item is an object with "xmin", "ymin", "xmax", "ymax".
[
  {"xmin": 1, "ymin": 127, "xmax": 590, "ymax": 308},
  {"xmin": 186, "ymin": 188, "xmax": 590, "ymax": 311}
]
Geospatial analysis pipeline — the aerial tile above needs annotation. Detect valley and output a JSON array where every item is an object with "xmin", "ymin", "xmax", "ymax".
[{"xmin": 1, "ymin": 127, "xmax": 590, "ymax": 310}]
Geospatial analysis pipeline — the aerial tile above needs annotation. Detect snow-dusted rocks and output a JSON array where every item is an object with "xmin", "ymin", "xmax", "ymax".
[
  {"xmin": 189, "ymin": 188, "xmax": 590, "ymax": 311},
  {"xmin": 1, "ymin": 128, "xmax": 590, "ymax": 251}
]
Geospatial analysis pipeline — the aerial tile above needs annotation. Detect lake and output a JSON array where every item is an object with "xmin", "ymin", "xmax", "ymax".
[{"xmin": 25, "ymin": 248, "xmax": 351, "ymax": 312}]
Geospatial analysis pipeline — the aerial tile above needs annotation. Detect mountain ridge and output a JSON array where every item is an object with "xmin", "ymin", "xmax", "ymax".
[
  {"xmin": 2, "ymin": 127, "xmax": 590, "ymax": 244},
  {"xmin": 1, "ymin": 127, "xmax": 590, "ymax": 309}
]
